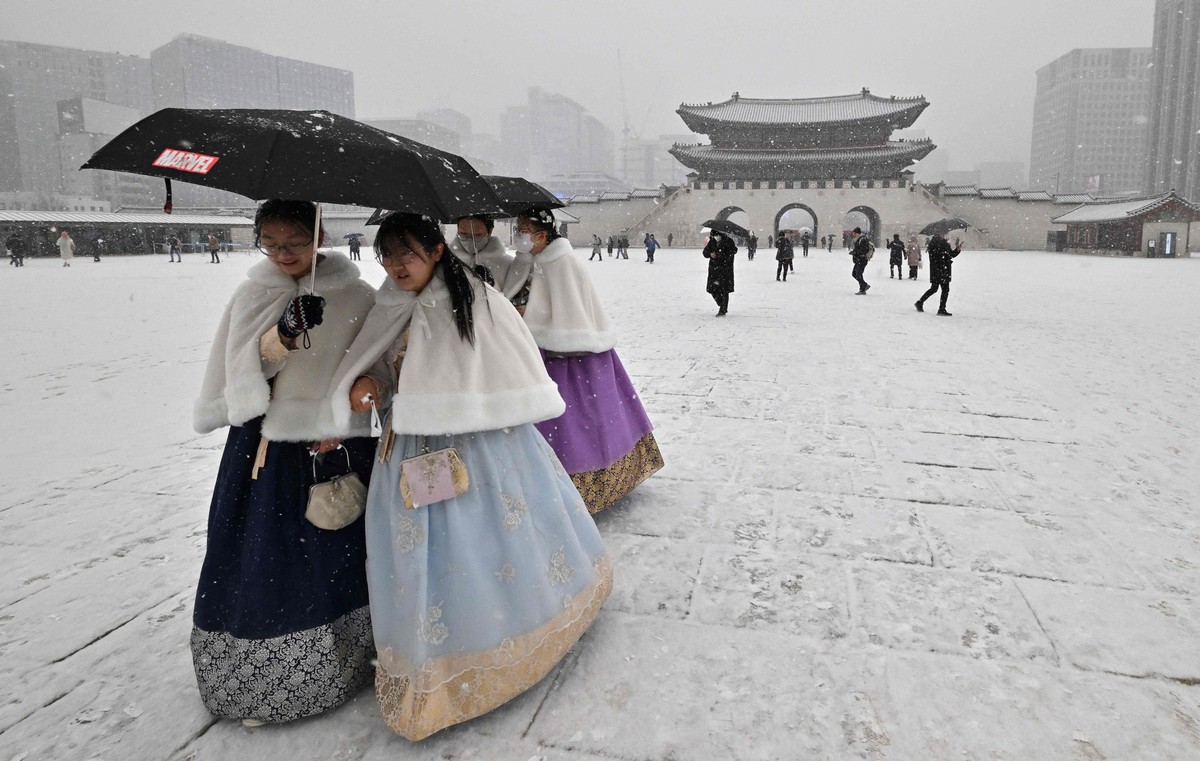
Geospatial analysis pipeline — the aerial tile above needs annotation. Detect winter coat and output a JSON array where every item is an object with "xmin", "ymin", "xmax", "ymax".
[
  {"xmin": 703, "ymin": 235, "xmax": 736, "ymax": 295},
  {"xmin": 645, "ymin": 238, "xmax": 658, "ymax": 253},
  {"xmin": 850, "ymin": 235, "xmax": 873, "ymax": 264},
  {"xmin": 57, "ymin": 236, "xmax": 75, "ymax": 260},
  {"xmin": 447, "ymin": 235, "xmax": 514, "ymax": 292},
  {"xmin": 775, "ymin": 237, "xmax": 794, "ymax": 261},
  {"xmin": 906, "ymin": 244, "xmax": 922, "ymax": 268},
  {"xmin": 926, "ymin": 237, "xmax": 961, "ymax": 283},
  {"xmin": 887, "ymin": 239, "xmax": 905, "ymax": 263}
]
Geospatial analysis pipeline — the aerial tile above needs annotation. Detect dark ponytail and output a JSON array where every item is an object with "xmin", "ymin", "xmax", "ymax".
[{"xmin": 375, "ymin": 213, "xmax": 476, "ymax": 345}]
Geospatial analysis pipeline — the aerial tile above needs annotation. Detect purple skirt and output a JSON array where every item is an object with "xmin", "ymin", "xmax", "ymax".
[{"xmin": 536, "ymin": 349, "xmax": 654, "ymax": 474}]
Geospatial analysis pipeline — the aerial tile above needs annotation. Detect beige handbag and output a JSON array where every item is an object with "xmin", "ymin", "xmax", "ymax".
[{"xmin": 305, "ymin": 448, "xmax": 367, "ymax": 530}]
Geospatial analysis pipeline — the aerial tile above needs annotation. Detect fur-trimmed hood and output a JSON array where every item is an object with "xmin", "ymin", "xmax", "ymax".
[{"xmin": 514, "ymin": 237, "xmax": 617, "ymax": 353}]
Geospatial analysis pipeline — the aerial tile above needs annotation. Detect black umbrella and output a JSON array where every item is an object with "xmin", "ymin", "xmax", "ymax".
[
  {"xmin": 365, "ymin": 174, "xmax": 564, "ymax": 225},
  {"xmin": 342, "ymin": 232, "xmax": 366, "ymax": 239},
  {"xmin": 81, "ymin": 108, "xmax": 505, "ymax": 221},
  {"xmin": 919, "ymin": 217, "xmax": 971, "ymax": 237},
  {"xmin": 702, "ymin": 218, "xmax": 751, "ymax": 239}
]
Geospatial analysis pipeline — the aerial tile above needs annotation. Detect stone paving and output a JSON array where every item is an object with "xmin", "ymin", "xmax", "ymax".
[{"xmin": 1, "ymin": 249, "xmax": 1198, "ymax": 760}]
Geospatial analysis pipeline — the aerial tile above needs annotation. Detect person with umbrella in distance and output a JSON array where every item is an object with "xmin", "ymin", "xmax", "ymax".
[
  {"xmin": 506, "ymin": 206, "xmax": 663, "ymax": 513},
  {"xmin": 448, "ymin": 213, "xmax": 514, "ymax": 287},
  {"xmin": 849, "ymin": 226, "xmax": 873, "ymax": 294},
  {"xmin": 332, "ymin": 212, "xmax": 612, "ymax": 740},
  {"xmin": 347, "ymin": 233, "xmax": 362, "ymax": 261},
  {"xmin": 775, "ymin": 231, "xmax": 794, "ymax": 281},
  {"xmin": 915, "ymin": 233, "xmax": 962, "ymax": 315},
  {"xmin": 703, "ymin": 223, "xmax": 739, "ymax": 315},
  {"xmin": 191, "ymin": 199, "xmax": 379, "ymax": 727}
]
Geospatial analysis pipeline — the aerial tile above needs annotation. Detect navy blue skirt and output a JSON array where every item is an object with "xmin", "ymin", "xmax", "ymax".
[{"xmin": 191, "ymin": 416, "xmax": 376, "ymax": 723}]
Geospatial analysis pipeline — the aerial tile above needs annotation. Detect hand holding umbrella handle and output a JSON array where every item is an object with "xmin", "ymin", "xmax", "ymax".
[{"xmin": 279, "ymin": 295, "xmax": 326, "ymax": 340}]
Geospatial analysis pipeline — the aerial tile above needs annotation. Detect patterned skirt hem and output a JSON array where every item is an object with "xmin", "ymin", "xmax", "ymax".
[
  {"xmin": 571, "ymin": 432, "xmax": 664, "ymax": 514},
  {"xmin": 191, "ymin": 606, "xmax": 374, "ymax": 723},
  {"xmin": 375, "ymin": 554, "xmax": 613, "ymax": 741}
]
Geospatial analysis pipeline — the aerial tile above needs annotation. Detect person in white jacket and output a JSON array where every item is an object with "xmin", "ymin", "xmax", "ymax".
[
  {"xmin": 190, "ymin": 199, "xmax": 378, "ymax": 727},
  {"xmin": 508, "ymin": 207, "xmax": 664, "ymax": 513},
  {"xmin": 331, "ymin": 212, "xmax": 611, "ymax": 741},
  {"xmin": 57, "ymin": 230, "xmax": 75, "ymax": 267},
  {"xmin": 446, "ymin": 213, "xmax": 514, "ymax": 290}
]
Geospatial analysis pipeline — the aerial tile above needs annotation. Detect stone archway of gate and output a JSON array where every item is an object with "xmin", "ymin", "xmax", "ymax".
[
  {"xmin": 844, "ymin": 205, "xmax": 882, "ymax": 245},
  {"xmin": 775, "ymin": 203, "xmax": 819, "ymax": 243}
]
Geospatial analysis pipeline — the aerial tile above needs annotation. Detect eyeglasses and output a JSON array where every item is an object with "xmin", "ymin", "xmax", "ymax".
[
  {"xmin": 258, "ymin": 240, "xmax": 313, "ymax": 257},
  {"xmin": 376, "ymin": 244, "xmax": 425, "ymax": 266}
]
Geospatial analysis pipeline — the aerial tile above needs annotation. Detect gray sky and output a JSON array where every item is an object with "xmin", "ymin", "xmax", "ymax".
[{"xmin": 3, "ymin": 0, "xmax": 1156, "ymax": 170}]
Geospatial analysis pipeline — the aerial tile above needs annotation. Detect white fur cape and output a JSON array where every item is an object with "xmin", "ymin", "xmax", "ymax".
[
  {"xmin": 510, "ymin": 237, "xmax": 617, "ymax": 353},
  {"xmin": 329, "ymin": 274, "xmax": 564, "ymax": 436},
  {"xmin": 193, "ymin": 253, "xmax": 377, "ymax": 441},
  {"xmin": 447, "ymin": 235, "xmax": 515, "ymax": 292}
]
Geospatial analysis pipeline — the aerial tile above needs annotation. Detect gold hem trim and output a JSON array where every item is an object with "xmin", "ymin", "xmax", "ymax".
[
  {"xmin": 375, "ymin": 555, "xmax": 613, "ymax": 741},
  {"xmin": 571, "ymin": 432, "xmax": 664, "ymax": 514}
]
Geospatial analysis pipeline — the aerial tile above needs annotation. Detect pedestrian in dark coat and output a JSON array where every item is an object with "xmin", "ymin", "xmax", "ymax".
[
  {"xmin": 826, "ymin": 234, "xmax": 834, "ymax": 252},
  {"xmin": 703, "ymin": 232, "xmax": 736, "ymax": 316},
  {"xmin": 347, "ymin": 235, "xmax": 361, "ymax": 261},
  {"xmin": 801, "ymin": 232, "xmax": 810, "ymax": 257},
  {"xmin": 849, "ymin": 227, "xmax": 873, "ymax": 294},
  {"xmin": 747, "ymin": 234, "xmax": 758, "ymax": 262},
  {"xmin": 667, "ymin": 233, "xmax": 674, "ymax": 246},
  {"xmin": 915, "ymin": 234, "xmax": 961, "ymax": 315},
  {"xmin": 645, "ymin": 234, "xmax": 659, "ymax": 263},
  {"xmin": 905, "ymin": 236, "xmax": 921, "ymax": 279},
  {"xmin": 775, "ymin": 235, "xmax": 794, "ymax": 281},
  {"xmin": 607, "ymin": 236, "xmax": 614, "ymax": 255},
  {"xmin": 887, "ymin": 234, "xmax": 905, "ymax": 278},
  {"xmin": 6, "ymin": 234, "xmax": 25, "ymax": 267}
]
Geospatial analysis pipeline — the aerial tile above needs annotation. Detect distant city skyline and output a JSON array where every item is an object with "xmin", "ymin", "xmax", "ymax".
[{"xmin": 0, "ymin": 0, "xmax": 1157, "ymax": 174}]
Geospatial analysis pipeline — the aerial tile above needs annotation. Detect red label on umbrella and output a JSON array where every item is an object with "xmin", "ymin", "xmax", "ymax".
[{"xmin": 151, "ymin": 148, "xmax": 220, "ymax": 175}]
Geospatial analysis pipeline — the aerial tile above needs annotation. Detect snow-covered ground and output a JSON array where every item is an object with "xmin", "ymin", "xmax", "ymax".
[{"xmin": 2, "ymin": 245, "xmax": 1199, "ymax": 760}]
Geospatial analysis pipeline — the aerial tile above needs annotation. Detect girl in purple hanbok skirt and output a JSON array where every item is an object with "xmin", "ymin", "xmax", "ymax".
[{"xmin": 506, "ymin": 208, "xmax": 663, "ymax": 514}]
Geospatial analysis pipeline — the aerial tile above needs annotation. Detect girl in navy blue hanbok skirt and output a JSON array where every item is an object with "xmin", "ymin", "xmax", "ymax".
[{"xmin": 190, "ymin": 200, "xmax": 378, "ymax": 724}]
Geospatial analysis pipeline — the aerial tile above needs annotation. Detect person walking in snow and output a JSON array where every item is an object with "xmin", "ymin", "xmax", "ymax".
[
  {"xmin": 607, "ymin": 235, "xmax": 614, "ymax": 256},
  {"xmin": 645, "ymin": 233, "xmax": 659, "ymax": 263},
  {"xmin": 849, "ymin": 227, "xmax": 872, "ymax": 294},
  {"xmin": 57, "ymin": 230, "xmax": 75, "ymax": 267},
  {"xmin": 703, "ymin": 231, "xmax": 737, "ymax": 316},
  {"xmin": 747, "ymin": 233, "xmax": 758, "ymax": 262},
  {"xmin": 6, "ymin": 234, "xmax": 24, "ymax": 267},
  {"xmin": 801, "ymin": 231, "xmax": 810, "ymax": 257},
  {"xmin": 667, "ymin": 232, "xmax": 674, "ymax": 246},
  {"xmin": 590, "ymin": 234, "xmax": 603, "ymax": 261},
  {"xmin": 168, "ymin": 234, "xmax": 182, "ymax": 263},
  {"xmin": 191, "ymin": 199, "xmax": 378, "ymax": 727},
  {"xmin": 905, "ymin": 236, "xmax": 921, "ymax": 280},
  {"xmin": 775, "ymin": 234, "xmax": 794, "ymax": 282},
  {"xmin": 348, "ymin": 234, "xmax": 361, "ymax": 261},
  {"xmin": 915, "ymin": 234, "xmax": 961, "ymax": 316},
  {"xmin": 208, "ymin": 233, "xmax": 222, "ymax": 263},
  {"xmin": 887, "ymin": 233, "xmax": 906, "ymax": 279}
]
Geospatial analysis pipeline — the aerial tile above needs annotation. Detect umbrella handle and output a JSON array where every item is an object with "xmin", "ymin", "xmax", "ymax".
[{"xmin": 310, "ymin": 202, "xmax": 322, "ymax": 295}]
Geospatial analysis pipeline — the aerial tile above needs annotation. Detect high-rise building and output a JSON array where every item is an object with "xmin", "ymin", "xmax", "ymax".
[
  {"xmin": 363, "ymin": 118, "xmax": 461, "ymax": 155},
  {"xmin": 0, "ymin": 40, "xmax": 151, "ymax": 197},
  {"xmin": 150, "ymin": 35, "xmax": 353, "ymax": 115},
  {"xmin": 623, "ymin": 135, "xmax": 693, "ymax": 188},
  {"xmin": 417, "ymin": 108, "xmax": 472, "ymax": 141},
  {"xmin": 497, "ymin": 88, "xmax": 615, "ymax": 182},
  {"xmin": 1029, "ymin": 48, "xmax": 1152, "ymax": 195},
  {"xmin": 1145, "ymin": 0, "xmax": 1200, "ymax": 200}
]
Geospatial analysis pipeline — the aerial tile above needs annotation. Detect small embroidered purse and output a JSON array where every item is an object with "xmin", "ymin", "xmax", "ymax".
[
  {"xmin": 305, "ymin": 448, "xmax": 367, "ymax": 530},
  {"xmin": 398, "ymin": 438, "xmax": 470, "ymax": 509}
]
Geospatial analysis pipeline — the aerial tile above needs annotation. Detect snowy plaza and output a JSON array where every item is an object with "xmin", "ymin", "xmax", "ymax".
[{"xmin": 2, "ymin": 244, "xmax": 1200, "ymax": 760}]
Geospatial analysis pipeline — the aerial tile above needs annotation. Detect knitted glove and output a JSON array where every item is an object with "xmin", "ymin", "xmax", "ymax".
[{"xmin": 278, "ymin": 294, "xmax": 325, "ymax": 339}]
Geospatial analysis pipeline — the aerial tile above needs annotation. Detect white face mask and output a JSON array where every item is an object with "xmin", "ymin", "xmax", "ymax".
[
  {"xmin": 513, "ymin": 232, "xmax": 535, "ymax": 254},
  {"xmin": 458, "ymin": 233, "xmax": 489, "ymax": 255}
]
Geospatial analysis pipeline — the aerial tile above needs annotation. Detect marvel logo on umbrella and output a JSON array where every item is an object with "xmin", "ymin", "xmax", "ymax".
[{"xmin": 151, "ymin": 148, "xmax": 220, "ymax": 174}]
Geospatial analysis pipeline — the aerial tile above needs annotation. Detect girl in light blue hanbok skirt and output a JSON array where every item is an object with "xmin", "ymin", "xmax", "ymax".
[{"xmin": 332, "ymin": 213, "xmax": 611, "ymax": 741}]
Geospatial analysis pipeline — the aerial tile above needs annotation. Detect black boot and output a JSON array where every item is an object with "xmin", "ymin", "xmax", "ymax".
[{"xmin": 915, "ymin": 301, "xmax": 924, "ymax": 312}]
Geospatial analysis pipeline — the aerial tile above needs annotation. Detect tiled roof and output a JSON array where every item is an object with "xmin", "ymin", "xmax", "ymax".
[
  {"xmin": 678, "ymin": 91, "xmax": 928, "ymax": 127},
  {"xmin": 1016, "ymin": 190, "xmax": 1054, "ymax": 201},
  {"xmin": 1054, "ymin": 193, "xmax": 1094, "ymax": 204},
  {"xmin": 630, "ymin": 189, "xmax": 662, "ymax": 198},
  {"xmin": 599, "ymin": 192, "xmax": 631, "ymax": 201},
  {"xmin": 979, "ymin": 187, "xmax": 1017, "ymax": 199},
  {"xmin": 669, "ymin": 140, "xmax": 934, "ymax": 166},
  {"xmin": 941, "ymin": 185, "xmax": 979, "ymax": 196},
  {"xmin": 566, "ymin": 196, "xmax": 600, "ymax": 204},
  {"xmin": 1051, "ymin": 192, "xmax": 1200, "ymax": 223},
  {"xmin": 0, "ymin": 210, "xmax": 253, "ymax": 225}
]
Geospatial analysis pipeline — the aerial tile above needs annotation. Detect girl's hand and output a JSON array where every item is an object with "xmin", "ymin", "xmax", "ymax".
[
  {"xmin": 349, "ymin": 376, "xmax": 379, "ymax": 414},
  {"xmin": 311, "ymin": 438, "xmax": 342, "ymax": 454}
]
